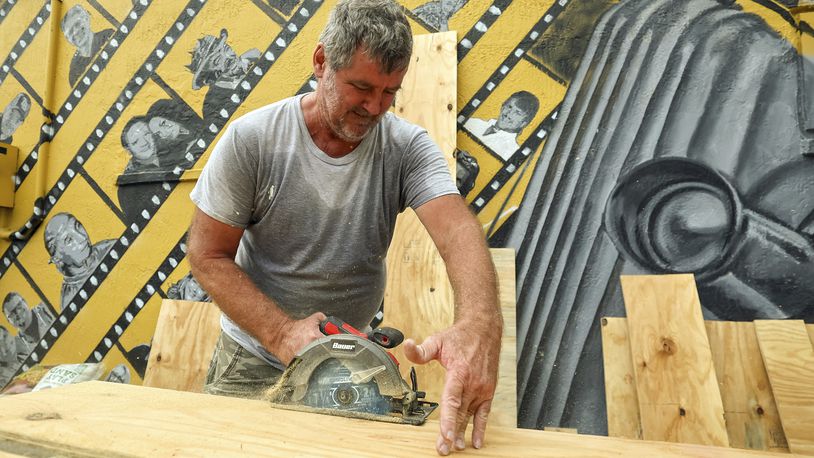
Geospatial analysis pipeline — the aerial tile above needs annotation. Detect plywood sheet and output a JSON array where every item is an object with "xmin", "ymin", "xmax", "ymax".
[
  {"xmin": 383, "ymin": 31, "xmax": 457, "ymax": 418},
  {"xmin": 705, "ymin": 321, "xmax": 787, "ymax": 452},
  {"xmin": 490, "ymin": 248, "xmax": 517, "ymax": 428},
  {"xmin": 601, "ymin": 317, "xmax": 642, "ymax": 439},
  {"xmin": 142, "ymin": 299, "xmax": 222, "ymax": 392},
  {"xmin": 0, "ymin": 382, "xmax": 790, "ymax": 457},
  {"xmin": 754, "ymin": 320, "xmax": 814, "ymax": 455},
  {"xmin": 619, "ymin": 274, "xmax": 728, "ymax": 446}
]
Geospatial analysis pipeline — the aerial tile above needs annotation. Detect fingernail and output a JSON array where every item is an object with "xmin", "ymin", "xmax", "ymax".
[
  {"xmin": 445, "ymin": 430, "xmax": 455, "ymax": 442},
  {"xmin": 439, "ymin": 442, "xmax": 450, "ymax": 456},
  {"xmin": 455, "ymin": 437, "xmax": 466, "ymax": 450},
  {"xmin": 474, "ymin": 438, "xmax": 482, "ymax": 449}
]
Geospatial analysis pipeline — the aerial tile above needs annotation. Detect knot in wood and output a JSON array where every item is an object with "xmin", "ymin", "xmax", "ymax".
[
  {"xmin": 26, "ymin": 412, "xmax": 62, "ymax": 421},
  {"xmin": 659, "ymin": 337, "xmax": 677, "ymax": 355}
]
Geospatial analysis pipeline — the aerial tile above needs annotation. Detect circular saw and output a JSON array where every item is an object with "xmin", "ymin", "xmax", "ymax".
[{"xmin": 264, "ymin": 317, "xmax": 437, "ymax": 425}]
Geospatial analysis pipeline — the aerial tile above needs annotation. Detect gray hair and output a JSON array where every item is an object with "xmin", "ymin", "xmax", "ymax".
[{"xmin": 319, "ymin": 0, "xmax": 413, "ymax": 73}]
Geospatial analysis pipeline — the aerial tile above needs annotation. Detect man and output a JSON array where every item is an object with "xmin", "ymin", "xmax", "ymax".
[
  {"xmin": 187, "ymin": 1, "xmax": 501, "ymax": 455},
  {"xmin": 0, "ymin": 325, "xmax": 28, "ymax": 386},
  {"xmin": 44, "ymin": 213, "xmax": 115, "ymax": 309},
  {"xmin": 2, "ymin": 292, "xmax": 54, "ymax": 348},
  {"xmin": 120, "ymin": 116, "xmax": 159, "ymax": 174},
  {"xmin": 464, "ymin": 90, "xmax": 539, "ymax": 161},
  {"xmin": 60, "ymin": 5, "xmax": 114, "ymax": 87},
  {"xmin": 0, "ymin": 93, "xmax": 31, "ymax": 144},
  {"xmin": 186, "ymin": 29, "xmax": 260, "ymax": 122}
]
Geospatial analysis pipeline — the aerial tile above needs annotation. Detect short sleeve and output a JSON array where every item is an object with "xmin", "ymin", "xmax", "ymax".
[
  {"xmin": 401, "ymin": 130, "xmax": 459, "ymax": 210},
  {"xmin": 190, "ymin": 123, "xmax": 258, "ymax": 228}
]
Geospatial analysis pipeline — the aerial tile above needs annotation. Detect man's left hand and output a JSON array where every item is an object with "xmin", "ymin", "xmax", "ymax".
[{"xmin": 403, "ymin": 322, "xmax": 500, "ymax": 456}]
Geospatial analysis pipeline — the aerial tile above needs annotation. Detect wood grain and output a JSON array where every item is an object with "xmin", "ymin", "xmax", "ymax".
[
  {"xmin": 619, "ymin": 274, "xmax": 728, "ymax": 446},
  {"xmin": 754, "ymin": 320, "xmax": 814, "ymax": 455},
  {"xmin": 383, "ymin": 31, "xmax": 457, "ymax": 420},
  {"xmin": 601, "ymin": 317, "xmax": 642, "ymax": 439},
  {"xmin": 142, "ymin": 299, "xmax": 222, "ymax": 392},
  {"xmin": 704, "ymin": 321, "xmax": 787, "ymax": 452},
  {"xmin": 490, "ymin": 248, "xmax": 517, "ymax": 428},
  {"xmin": 0, "ymin": 382, "xmax": 790, "ymax": 457}
]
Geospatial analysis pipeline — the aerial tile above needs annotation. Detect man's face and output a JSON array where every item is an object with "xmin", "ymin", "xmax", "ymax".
[
  {"xmin": 317, "ymin": 48, "xmax": 407, "ymax": 143},
  {"xmin": 64, "ymin": 11, "xmax": 92, "ymax": 50},
  {"xmin": 495, "ymin": 98, "xmax": 529, "ymax": 133},
  {"xmin": 4, "ymin": 296, "xmax": 30, "ymax": 331},
  {"xmin": 49, "ymin": 221, "xmax": 92, "ymax": 271},
  {"xmin": 0, "ymin": 94, "xmax": 31, "ymax": 139},
  {"xmin": 125, "ymin": 121, "xmax": 157, "ymax": 161}
]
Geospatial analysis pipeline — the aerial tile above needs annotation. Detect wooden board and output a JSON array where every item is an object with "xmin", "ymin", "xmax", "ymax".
[
  {"xmin": 754, "ymin": 320, "xmax": 814, "ymax": 455},
  {"xmin": 383, "ymin": 31, "xmax": 457, "ymax": 419},
  {"xmin": 808, "ymin": 324, "xmax": 814, "ymax": 348},
  {"xmin": 142, "ymin": 299, "xmax": 222, "ymax": 392},
  {"xmin": 619, "ymin": 274, "xmax": 728, "ymax": 446},
  {"xmin": 490, "ymin": 248, "xmax": 517, "ymax": 428},
  {"xmin": 601, "ymin": 317, "xmax": 642, "ymax": 439},
  {"xmin": 705, "ymin": 321, "xmax": 787, "ymax": 452},
  {"xmin": 0, "ymin": 382, "xmax": 791, "ymax": 457}
]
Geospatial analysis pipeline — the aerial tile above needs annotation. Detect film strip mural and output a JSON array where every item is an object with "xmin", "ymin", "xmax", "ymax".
[
  {"xmin": 83, "ymin": 238, "xmax": 186, "ymax": 365},
  {"xmin": 10, "ymin": 0, "xmax": 325, "ymax": 378},
  {"xmin": 13, "ymin": 0, "xmax": 155, "ymax": 190},
  {"xmin": 448, "ymin": 0, "xmax": 569, "ymax": 239},
  {"xmin": 0, "ymin": 0, "xmax": 20, "ymax": 26},
  {"xmin": 0, "ymin": 2, "xmax": 50, "ymax": 88}
]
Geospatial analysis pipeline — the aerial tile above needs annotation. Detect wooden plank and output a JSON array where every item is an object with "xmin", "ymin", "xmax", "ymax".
[
  {"xmin": 383, "ymin": 31, "xmax": 457, "ymax": 419},
  {"xmin": 754, "ymin": 320, "xmax": 814, "ymax": 455},
  {"xmin": 705, "ymin": 321, "xmax": 788, "ymax": 452},
  {"xmin": 0, "ymin": 382, "xmax": 791, "ymax": 457},
  {"xmin": 601, "ymin": 317, "xmax": 642, "ymax": 440},
  {"xmin": 619, "ymin": 274, "xmax": 728, "ymax": 446},
  {"xmin": 142, "ymin": 299, "xmax": 222, "ymax": 392},
  {"xmin": 808, "ymin": 324, "xmax": 814, "ymax": 348},
  {"xmin": 490, "ymin": 248, "xmax": 517, "ymax": 428}
]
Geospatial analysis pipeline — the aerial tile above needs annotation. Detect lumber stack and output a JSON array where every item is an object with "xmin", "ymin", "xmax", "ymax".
[{"xmin": 603, "ymin": 274, "xmax": 814, "ymax": 455}]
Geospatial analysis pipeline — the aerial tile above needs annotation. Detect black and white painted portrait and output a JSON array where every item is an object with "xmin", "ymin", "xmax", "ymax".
[
  {"xmin": 0, "ymin": 325, "xmax": 28, "ymax": 386},
  {"xmin": 186, "ymin": 29, "xmax": 260, "ymax": 121},
  {"xmin": 44, "ymin": 213, "xmax": 115, "ymax": 309},
  {"xmin": 2, "ymin": 292, "xmax": 54, "ymax": 348},
  {"xmin": 105, "ymin": 363, "xmax": 131, "ymax": 384},
  {"xmin": 454, "ymin": 149, "xmax": 479, "ymax": 198},
  {"xmin": 118, "ymin": 99, "xmax": 203, "ymax": 181},
  {"xmin": 0, "ymin": 93, "xmax": 32, "ymax": 144},
  {"xmin": 412, "ymin": 0, "xmax": 467, "ymax": 32},
  {"xmin": 464, "ymin": 91, "xmax": 539, "ymax": 161},
  {"xmin": 167, "ymin": 272, "xmax": 211, "ymax": 302},
  {"xmin": 60, "ymin": 5, "xmax": 114, "ymax": 87}
]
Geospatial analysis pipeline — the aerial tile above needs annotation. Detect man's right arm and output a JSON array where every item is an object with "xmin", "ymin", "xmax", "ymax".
[{"xmin": 187, "ymin": 208, "xmax": 325, "ymax": 365}]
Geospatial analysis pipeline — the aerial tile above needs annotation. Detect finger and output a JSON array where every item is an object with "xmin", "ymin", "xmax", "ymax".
[
  {"xmin": 437, "ymin": 371, "xmax": 464, "ymax": 455},
  {"xmin": 403, "ymin": 335, "xmax": 441, "ymax": 365},
  {"xmin": 454, "ymin": 412, "xmax": 471, "ymax": 451},
  {"xmin": 471, "ymin": 399, "xmax": 492, "ymax": 449}
]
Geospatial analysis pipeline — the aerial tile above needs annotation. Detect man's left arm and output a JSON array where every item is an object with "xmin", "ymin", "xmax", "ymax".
[{"xmin": 403, "ymin": 193, "xmax": 503, "ymax": 455}]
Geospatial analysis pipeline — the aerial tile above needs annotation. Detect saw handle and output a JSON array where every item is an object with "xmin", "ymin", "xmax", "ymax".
[{"xmin": 319, "ymin": 316, "xmax": 404, "ymax": 349}]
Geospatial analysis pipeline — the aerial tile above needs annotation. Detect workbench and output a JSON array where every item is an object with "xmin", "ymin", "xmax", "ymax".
[{"xmin": 0, "ymin": 382, "xmax": 794, "ymax": 457}]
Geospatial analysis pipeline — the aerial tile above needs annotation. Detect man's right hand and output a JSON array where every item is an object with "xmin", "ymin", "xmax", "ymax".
[{"xmin": 269, "ymin": 312, "xmax": 327, "ymax": 365}]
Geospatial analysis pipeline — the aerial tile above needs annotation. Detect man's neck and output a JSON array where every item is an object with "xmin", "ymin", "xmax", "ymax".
[{"xmin": 300, "ymin": 93, "xmax": 361, "ymax": 158}]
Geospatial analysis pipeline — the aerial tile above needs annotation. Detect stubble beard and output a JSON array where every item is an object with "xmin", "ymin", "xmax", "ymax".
[{"xmin": 318, "ymin": 71, "xmax": 380, "ymax": 143}]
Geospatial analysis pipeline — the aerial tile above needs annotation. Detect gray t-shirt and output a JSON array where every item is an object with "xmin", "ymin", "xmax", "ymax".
[{"xmin": 190, "ymin": 94, "xmax": 458, "ymax": 366}]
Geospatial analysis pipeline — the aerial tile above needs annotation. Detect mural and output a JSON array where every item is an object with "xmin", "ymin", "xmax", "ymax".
[{"xmin": 0, "ymin": 0, "xmax": 810, "ymax": 438}]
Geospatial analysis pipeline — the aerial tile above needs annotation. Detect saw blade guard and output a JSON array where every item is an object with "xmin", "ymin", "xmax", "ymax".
[{"xmin": 281, "ymin": 334, "xmax": 410, "ymax": 405}]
